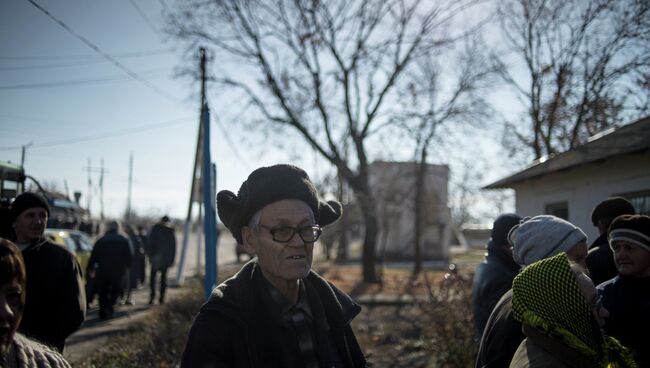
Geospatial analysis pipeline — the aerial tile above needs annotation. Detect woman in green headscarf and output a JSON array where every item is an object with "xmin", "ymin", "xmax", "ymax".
[{"xmin": 509, "ymin": 253, "xmax": 635, "ymax": 368}]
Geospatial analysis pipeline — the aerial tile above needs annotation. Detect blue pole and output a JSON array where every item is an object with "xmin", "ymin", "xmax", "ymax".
[{"xmin": 202, "ymin": 104, "xmax": 217, "ymax": 299}]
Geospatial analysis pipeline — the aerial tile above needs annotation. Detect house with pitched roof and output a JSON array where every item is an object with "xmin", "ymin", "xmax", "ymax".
[{"xmin": 484, "ymin": 116, "xmax": 650, "ymax": 242}]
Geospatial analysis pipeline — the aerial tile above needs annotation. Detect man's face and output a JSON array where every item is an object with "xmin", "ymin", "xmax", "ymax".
[
  {"xmin": 566, "ymin": 240, "xmax": 588, "ymax": 269},
  {"xmin": 612, "ymin": 240, "xmax": 650, "ymax": 277},
  {"xmin": 0, "ymin": 279, "xmax": 24, "ymax": 355},
  {"xmin": 13, "ymin": 207, "xmax": 48, "ymax": 243},
  {"xmin": 243, "ymin": 200, "xmax": 315, "ymax": 286}
]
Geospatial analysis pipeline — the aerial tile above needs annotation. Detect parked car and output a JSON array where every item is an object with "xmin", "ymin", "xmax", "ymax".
[{"xmin": 44, "ymin": 228, "xmax": 93, "ymax": 274}]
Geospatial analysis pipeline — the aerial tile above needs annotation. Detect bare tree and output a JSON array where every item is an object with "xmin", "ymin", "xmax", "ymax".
[
  {"xmin": 393, "ymin": 38, "xmax": 495, "ymax": 274},
  {"xmin": 496, "ymin": 0, "xmax": 650, "ymax": 159},
  {"xmin": 166, "ymin": 0, "xmax": 481, "ymax": 282}
]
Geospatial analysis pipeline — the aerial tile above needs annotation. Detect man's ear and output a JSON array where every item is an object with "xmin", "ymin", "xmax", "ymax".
[{"xmin": 241, "ymin": 226, "xmax": 257, "ymax": 255}]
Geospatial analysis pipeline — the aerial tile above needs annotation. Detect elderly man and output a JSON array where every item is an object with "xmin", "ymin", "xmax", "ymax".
[
  {"xmin": 586, "ymin": 197, "xmax": 635, "ymax": 285},
  {"xmin": 9, "ymin": 192, "xmax": 85, "ymax": 352},
  {"xmin": 475, "ymin": 215, "xmax": 588, "ymax": 368},
  {"xmin": 599, "ymin": 214, "xmax": 650, "ymax": 367},
  {"xmin": 181, "ymin": 164, "xmax": 366, "ymax": 368}
]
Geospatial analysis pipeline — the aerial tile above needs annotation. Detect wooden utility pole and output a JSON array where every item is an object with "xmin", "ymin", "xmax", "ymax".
[{"xmin": 126, "ymin": 152, "xmax": 134, "ymax": 220}]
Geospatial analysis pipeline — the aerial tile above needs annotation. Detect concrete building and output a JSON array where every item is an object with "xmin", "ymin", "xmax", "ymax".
[
  {"xmin": 369, "ymin": 161, "xmax": 451, "ymax": 261},
  {"xmin": 485, "ymin": 116, "xmax": 650, "ymax": 242}
]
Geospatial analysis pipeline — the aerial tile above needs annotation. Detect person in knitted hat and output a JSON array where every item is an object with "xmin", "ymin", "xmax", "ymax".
[
  {"xmin": 472, "ymin": 213, "xmax": 522, "ymax": 339},
  {"xmin": 181, "ymin": 164, "xmax": 366, "ymax": 368},
  {"xmin": 587, "ymin": 197, "xmax": 636, "ymax": 285},
  {"xmin": 510, "ymin": 253, "xmax": 635, "ymax": 368},
  {"xmin": 599, "ymin": 214, "xmax": 650, "ymax": 367},
  {"xmin": 476, "ymin": 215, "xmax": 589, "ymax": 368},
  {"xmin": 9, "ymin": 193, "xmax": 85, "ymax": 352},
  {"xmin": 0, "ymin": 238, "xmax": 72, "ymax": 368}
]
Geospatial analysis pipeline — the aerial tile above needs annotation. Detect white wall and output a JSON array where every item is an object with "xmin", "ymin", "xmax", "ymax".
[{"xmin": 512, "ymin": 150, "xmax": 650, "ymax": 242}]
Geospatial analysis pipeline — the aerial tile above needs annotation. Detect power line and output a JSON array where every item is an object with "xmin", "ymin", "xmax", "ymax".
[
  {"xmin": 0, "ymin": 49, "xmax": 170, "ymax": 61},
  {"xmin": 207, "ymin": 95, "xmax": 251, "ymax": 170},
  {"xmin": 0, "ymin": 69, "xmax": 169, "ymax": 90},
  {"xmin": 128, "ymin": 0, "xmax": 163, "ymax": 38},
  {"xmin": 26, "ymin": 0, "xmax": 180, "ymax": 102},
  {"xmin": 0, "ymin": 116, "xmax": 194, "ymax": 150}
]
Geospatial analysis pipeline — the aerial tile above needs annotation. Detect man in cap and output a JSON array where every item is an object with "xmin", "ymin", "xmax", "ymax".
[
  {"xmin": 586, "ymin": 197, "xmax": 635, "ymax": 285},
  {"xmin": 599, "ymin": 214, "xmax": 650, "ymax": 367},
  {"xmin": 472, "ymin": 213, "xmax": 521, "ymax": 339},
  {"xmin": 9, "ymin": 192, "xmax": 86, "ymax": 352},
  {"xmin": 181, "ymin": 164, "xmax": 366, "ymax": 368},
  {"xmin": 475, "ymin": 215, "xmax": 588, "ymax": 368}
]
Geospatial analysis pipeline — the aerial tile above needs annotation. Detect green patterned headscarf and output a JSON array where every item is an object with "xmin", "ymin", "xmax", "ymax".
[{"xmin": 512, "ymin": 253, "xmax": 636, "ymax": 368}]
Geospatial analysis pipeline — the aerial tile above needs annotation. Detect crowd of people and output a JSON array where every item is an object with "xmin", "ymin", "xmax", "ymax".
[
  {"xmin": 474, "ymin": 197, "xmax": 649, "ymax": 368},
  {"xmin": 0, "ymin": 164, "xmax": 647, "ymax": 367}
]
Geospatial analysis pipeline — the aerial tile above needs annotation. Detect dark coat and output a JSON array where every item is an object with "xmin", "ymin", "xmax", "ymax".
[
  {"xmin": 586, "ymin": 233, "xmax": 618, "ymax": 286},
  {"xmin": 509, "ymin": 325, "xmax": 598, "ymax": 368},
  {"xmin": 475, "ymin": 289, "xmax": 524, "ymax": 368},
  {"xmin": 147, "ymin": 222, "xmax": 176, "ymax": 270},
  {"xmin": 19, "ymin": 238, "xmax": 86, "ymax": 352},
  {"xmin": 89, "ymin": 230, "xmax": 132, "ymax": 282},
  {"xmin": 472, "ymin": 247, "xmax": 519, "ymax": 338},
  {"xmin": 599, "ymin": 275, "xmax": 650, "ymax": 367},
  {"xmin": 181, "ymin": 261, "xmax": 367, "ymax": 368}
]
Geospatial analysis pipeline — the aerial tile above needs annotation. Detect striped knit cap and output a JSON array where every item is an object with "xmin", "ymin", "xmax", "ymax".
[
  {"xmin": 608, "ymin": 214, "xmax": 650, "ymax": 252},
  {"xmin": 512, "ymin": 253, "xmax": 637, "ymax": 368}
]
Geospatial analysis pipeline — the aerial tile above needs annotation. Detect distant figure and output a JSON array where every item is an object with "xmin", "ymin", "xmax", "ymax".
[
  {"xmin": 472, "ymin": 213, "xmax": 522, "ymax": 339},
  {"xmin": 10, "ymin": 192, "xmax": 86, "ymax": 352},
  {"xmin": 599, "ymin": 214, "xmax": 650, "ymax": 367},
  {"xmin": 181, "ymin": 164, "xmax": 366, "ymax": 367},
  {"xmin": 476, "ymin": 215, "xmax": 589, "ymax": 368},
  {"xmin": 0, "ymin": 238, "xmax": 72, "ymax": 368},
  {"xmin": 88, "ymin": 221, "xmax": 132, "ymax": 320},
  {"xmin": 510, "ymin": 253, "xmax": 635, "ymax": 368},
  {"xmin": 586, "ymin": 197, "xmax": 635, "ymax": 285},
  {"xmin": 123, "ymin": 224, "xmax": 145, "ymax": 305},
  {"xmin": 147, "ymin": 216, "xmax": 176, "ymax": 305},
  {"xmin": 135, "ymin": 225, "xmax": 148, "ymax": 285}
]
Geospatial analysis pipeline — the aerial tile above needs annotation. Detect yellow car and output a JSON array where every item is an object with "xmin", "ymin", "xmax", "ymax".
[{"xmin": 44, "ymin": 228, "xmax": 93, "ymax": 276}]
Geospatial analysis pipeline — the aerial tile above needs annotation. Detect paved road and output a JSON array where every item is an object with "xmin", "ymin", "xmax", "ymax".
[{"xmin": 63, "ymin": 229, "xmax": 242, "ymax": 365}]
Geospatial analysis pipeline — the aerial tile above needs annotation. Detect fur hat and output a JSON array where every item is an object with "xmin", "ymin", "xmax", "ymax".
[
  {"xmin": 591, "ymin": 197, "xmax": 635, "ymax": 226},
  {"xmin": 217, "ymin": 164, "xmax": 342, "ymax": 243},
  {"xmin": 509, "ymin": 215, "xmax": 587, "ymax": 266},
  {"xmin": 10, "ymin": 192, "xmax": 50, "ymax": 222},
  {"xmin": 608, "ymin": 214, "xmax": 650, "ymax": 252}
]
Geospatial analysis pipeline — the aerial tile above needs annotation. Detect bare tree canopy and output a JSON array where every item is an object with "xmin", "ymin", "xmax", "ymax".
[
  {"xmin": 165, "ymin": 0, "xmax": 483, "ymax": 282},
  {"xmin": 496, "ymin": 0, "xmax": 650, "ymax": 159}
]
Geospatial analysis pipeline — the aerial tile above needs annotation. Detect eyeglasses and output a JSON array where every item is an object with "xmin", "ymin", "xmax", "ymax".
[{"xmin": 260, "ymin": 224, "xmax": 322, "ymax": 243}]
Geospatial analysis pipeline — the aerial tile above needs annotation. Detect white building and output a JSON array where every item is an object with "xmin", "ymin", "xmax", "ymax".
[
  {"xmin": 485, "ymin": 116, "xmax": 650, "ymax": 242},
  {"xmin": 369, "ymin": 161, "xmax": 451, "ymax": 261}
]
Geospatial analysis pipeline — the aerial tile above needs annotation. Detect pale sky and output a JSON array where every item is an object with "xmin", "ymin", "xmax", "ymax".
[{"xmin": 0, "ymin": 0, "xmax": 518, "ymax": 222}]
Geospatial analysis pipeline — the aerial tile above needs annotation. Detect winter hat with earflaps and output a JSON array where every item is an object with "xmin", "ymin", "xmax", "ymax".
[{"xmin": 217, "ymin": 164, "xmax": 342, "ymax": 244}]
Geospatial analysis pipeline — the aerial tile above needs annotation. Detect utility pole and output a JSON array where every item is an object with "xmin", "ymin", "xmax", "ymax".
[
  {"xmin": 20, "ymin": 142, "xmax": 33, "ymax": 167},
  {"xmin": 126, "ymin": 152, "xmax": 134, "ymax": 221},
  {"xmin": 83, "ymin": 159, "xmax": 108, "ymax": 220}
]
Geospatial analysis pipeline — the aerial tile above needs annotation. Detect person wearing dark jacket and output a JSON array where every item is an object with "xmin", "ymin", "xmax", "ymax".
[
  {"xmin": 9, "ymin": 192, "xmax": 86, "ymax": 352},
  {"xmin": 472, "ymin": 213, "xmax": 522, "ymax": 338},
  {"xmin": 88, "ymin": 221, "xmax": 132, "ymax": 320},
  {"xmin": 181, "ymin": 164, "xmax": 366, "ymax": 368},
  {"xmin": 147, "ymin": 216, "xmax": 176, "ymax": 305},
  {"xmin": 586, "ymin": 197, "xmax": 635, "ymax": 286},
  {"xmin": 599, "ymin": 214, "xmax": 650, "ymax": 367},
  {"xmin": 475, "ymin": 215, "xmax": 589, "ymax": 368}
]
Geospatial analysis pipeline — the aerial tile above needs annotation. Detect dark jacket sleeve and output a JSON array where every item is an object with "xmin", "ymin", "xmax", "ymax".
[
  {"xmin": 55, "ymin": 253, "xmax": 87, "ymax": 343},
  {"xmin": 475, "ymin": 290, "xmax": 524, "ymax": 368},
  {"xmin": 181, "ymin": 311, "xmax": 246, "ymax": 368}
]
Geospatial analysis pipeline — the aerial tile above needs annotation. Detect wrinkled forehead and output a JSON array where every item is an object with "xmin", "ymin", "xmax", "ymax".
[{"xmin": 260, "ymin": 199, "xmax": 314, "ymax": 224}]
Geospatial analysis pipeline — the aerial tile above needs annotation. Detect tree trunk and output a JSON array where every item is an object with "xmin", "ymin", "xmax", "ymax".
[
  {"xmin": 413, "ymin": 149, "xmax": 427, "ymax": 276},
  {"xmin": 336, "ymin": 170, "xmax": 348, "ymax": 261},
  {"xmin": 356, "ymin": 189, "xmax": 379, "ymax": 283}
]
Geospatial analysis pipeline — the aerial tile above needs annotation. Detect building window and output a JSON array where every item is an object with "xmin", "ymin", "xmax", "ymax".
[
  {"xmin": 545, "ymin": 201, "xmax": 569, "ymax": 220},
  {"xmin": 617, "ymin": 190, "xmax": 650, "ymax": 216}
]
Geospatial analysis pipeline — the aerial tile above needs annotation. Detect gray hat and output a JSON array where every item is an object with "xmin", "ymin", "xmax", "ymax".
[{"xmin": 509, "ymin": 215, "xmax": 587, "ymax": 266}]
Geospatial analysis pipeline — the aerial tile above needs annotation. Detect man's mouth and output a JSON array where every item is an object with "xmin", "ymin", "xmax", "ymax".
[{"xmin": 286, "ymin": 255, "xmax": 306, "ymax": 260}]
